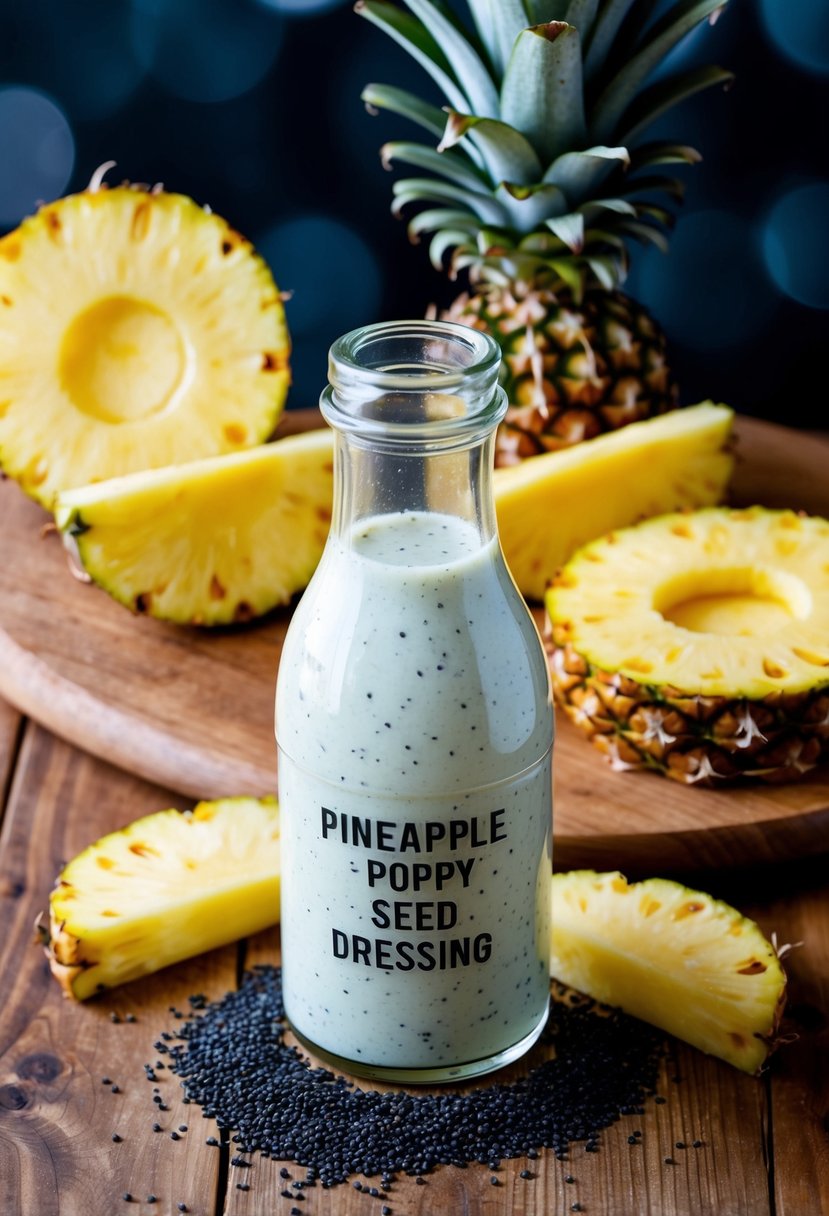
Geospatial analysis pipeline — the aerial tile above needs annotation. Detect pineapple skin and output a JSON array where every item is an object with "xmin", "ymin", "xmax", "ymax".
[
  {"xmin": 546, "ymin": 507, "xmax": 829, "ymax": 784},
  {"xmin": 551, "ymin": 871, "xmax": 787, "ymax": 1074},
  {"xmin": 46, "ymin": 797, "xmax": 280, "ymax": 999},
  {"xmin": 444, "ymin": 288, "xmax": 678, "ymax": 467}
]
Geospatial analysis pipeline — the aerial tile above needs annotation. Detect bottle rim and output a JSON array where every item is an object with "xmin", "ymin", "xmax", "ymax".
[{"xmin": 321, "ymin": 319, "xmax": 506, "ymax": 443}]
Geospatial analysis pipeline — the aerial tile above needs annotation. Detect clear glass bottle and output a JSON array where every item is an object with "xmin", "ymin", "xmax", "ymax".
[{"xmin": 275, "ymin": 319, "xmax": 553, "ymax": 1083}]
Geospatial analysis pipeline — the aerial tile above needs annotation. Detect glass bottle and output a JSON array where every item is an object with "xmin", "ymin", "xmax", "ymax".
[{"xmin": 275, "ymin": 319, "xmax": 553, "ymax": 1083}]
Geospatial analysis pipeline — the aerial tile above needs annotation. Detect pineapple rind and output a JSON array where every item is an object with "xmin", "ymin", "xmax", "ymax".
[
  {"xmin": 47, "ymin": 796, "xmax": 280, "ymax": 999},
  {"xmin": 494, "ymin": 402, "xmax": 735, "ymax": 601},
  {"xmin": 547, "ymin": 506, "xmax": 829, "ymax": 782},
  {"xmin": 551, "ymin": 871, "xmax": 786, "ymax": 1074},
  {"xmin": 0, "ymin": 188, "xmax": 289, "ymax": 507},
  {"xmin": 54, "ymin": 430, "xmax": 334, "ymax": 626}
]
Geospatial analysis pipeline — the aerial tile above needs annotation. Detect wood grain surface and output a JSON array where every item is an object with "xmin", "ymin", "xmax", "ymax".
[
  {"xmin": 3, "ymin": 721, "xmax": 827, "ymax": 1216},
  {"xmin": 1, "ymin": 412, "xmax": 828, "ymax": 874}
]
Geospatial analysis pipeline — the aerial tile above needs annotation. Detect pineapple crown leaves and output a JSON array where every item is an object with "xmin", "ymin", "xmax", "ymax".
[{"xmin": 358, "ymin": 0, "xmax": 733, "ymax": 296}]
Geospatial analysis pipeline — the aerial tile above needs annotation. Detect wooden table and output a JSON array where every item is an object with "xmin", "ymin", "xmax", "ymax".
[
  {"xmin": 2, "ymin": 409, "xmax": 829, "ymax": 1213},
  {"xmin": 1, "ymin": 697, "xmax": 828, "ymax": 1215}
]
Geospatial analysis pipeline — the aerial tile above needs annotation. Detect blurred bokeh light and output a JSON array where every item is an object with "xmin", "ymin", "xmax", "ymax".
[
  {"xmin": 0, "ymin": 87, "xmax": 75, "ymax": 226},
  {"xmin": 759, "ymin": 0, "xmax": 829, "ymax": 77},
  {"xmin": 762, "ymin": 183, "xmax": 829, "ymax": 311}
]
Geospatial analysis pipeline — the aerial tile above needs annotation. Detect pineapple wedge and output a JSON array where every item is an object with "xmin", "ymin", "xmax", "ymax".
[
  {"xmin": 493, "ymin": 402, "xmax": 735, "ymax": 601},
  {"xmin": 54, "ymin": 429, "xmax": 334, "ymax": 626},
  {"xmin": 551, "ymin": 871, "xmax": 787, "ymax": 1074},
  {"xmin": 46, "ymin": 797, "xmax": 280, "ymax": 999},
  {"xmin": 0, "ymin": 184, "xmax": 289, "ymax": 508}
]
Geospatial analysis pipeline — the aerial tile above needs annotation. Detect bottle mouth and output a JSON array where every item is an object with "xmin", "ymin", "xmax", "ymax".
[{"xmin": 321, "ymin": 319, "xmax": 507, "ymax": 446}]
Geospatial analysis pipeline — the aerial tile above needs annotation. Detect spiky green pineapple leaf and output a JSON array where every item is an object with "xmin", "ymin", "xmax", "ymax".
[
  {"xmin": 556, "ymin": 0, "xmax": 601, "ymax": 38},
  {"xmin": 356, "ymin": 0, "xmax": 468, "ymax": 111},
  {"xmin": 591, "ymin": 0, "xmax": 730, "ymax": 143},
  {"xmin": 392, "ymin": 175, "xmax": 508, "ymax": 223},
  {"xmin": 543, "ymin": 145, "xmax": 630, "ymax": 205},
  {"xmin": 467, "ymin": 0, "xmax": 528, "ymax": 75},
  {"xmin": 403, "ymin": 0, "xmax": 501, "ymax": 116},
  {"xmin": 381, "ymin": 140, "xmax": 487, "ymax": 190},
  {"xmin": 496, "ymin": 181, "xmax": 569, "ymax": 230},
  {"xmin": 620, "ymin": 64, "xmax": 734, "ymax": 143},
  {"xmin": 629, "ymin": 141, "xmax": 702, "ymax": 169},
  {"xmin": 440, "ymin": 110, "xmax": 543, "ymax": 186},
  {"xmin": 501, "ymin": 22, "xmax": 587, "ymax": 165},
  {"xmin": 616, "ymin": 173, "xmax": 686, "ymax": 204},
  {"xmin": 545, "ymin": 211, "xmax": 585, "ymax": 251},
  {"xmin": 582, "ymin": 0, "xmax": 639, "ymax": 79},
  {"xmin": 361, "ymin": 83, "xmax": 449, "ymax": 139}
]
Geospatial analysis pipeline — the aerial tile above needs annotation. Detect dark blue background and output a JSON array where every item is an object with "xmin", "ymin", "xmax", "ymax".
[{"xmin": 1, "ymin": 0, "xmax": 826, "ymax": 427}]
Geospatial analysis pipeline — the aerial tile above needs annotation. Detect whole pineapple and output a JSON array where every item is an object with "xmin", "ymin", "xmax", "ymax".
[{"xmin": 358, "ymin": 0, "xmax": 732, "ymax": 464}]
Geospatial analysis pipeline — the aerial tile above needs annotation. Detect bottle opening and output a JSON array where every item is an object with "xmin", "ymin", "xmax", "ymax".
[{"xmin": 322, "ymin": 320, "xmax": 506, "ymax": 445}]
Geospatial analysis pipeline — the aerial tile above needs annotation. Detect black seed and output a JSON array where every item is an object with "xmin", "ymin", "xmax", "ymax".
[
  {"xmin": 519, "ymin": 1169, "xmax": 532, "ymax": 1179},
  {"xmin": 178, "ymin": 1125, "xmax": 188, "ymax": 1133},
  {"xmin": 490, "ymin": 1175, "xmax": 499, "ymax": 1185},
  {"xmin": 101, "ymin": 1077, "xmax": 111, "ymax": 1085},
  {"xmin": 236, "ymin": 1183, "xmax": 250, "ymax": 1191},
  {"xmin": 177, "ymin": 1206, "xmax": 187, "ymax": 1213},
  {"xmin": 571, "ymin": 1205, "xmax": 583, "ymax": 1213},
  {"xmin": 148, "ymin": 966, "xmax": 664, "ymax": 1189},
  {"xmin": 676, "ymin": 1141, "xmax": 686, "ymax": 1149},
  {"xmin": 693, "ymin": 1139, "xmax": 703, "ymax": 1149},
  {"xmin": 111, "ymin": 1133, "xmax": 122, "ymax": 1143},
  {"xmin": 655, "ymin": 1096, "xmax": 666, "ymax": 1105},
  {"xmin": 664, "ymin": 1156, "xmax": 675, "ymax": 1165},
  {"xmin": 122, "ymin": 1195, "xmax": 132, "ymax": 1203},
  {"xmin": 126, "ymin": 1014, "xmax": 137, "ymax": 1023},
  {"xmin": 628, "ymin": 1135, "xmax": 637, "ymax": 1144},
  {"xmin": 206, "ymin": 1136, "xmax": 219, "ymax": 1146},
  {"xmin": 110, "ymin": 1012, "xmax": 120, "ymax": 1023},
  {"xmin": 280, "ymin": 1169, "xmax": 291, "ymax": 1179},
  {"xmin": 565, "ymin": 1175, "xmax": 575, "ymax": 1184},
  {"xmin": 146, "ymin": 1198, "xmax": 156, "ymax": 1205},
  {"xmin": 111, "ymin": 1085, "xmax": 120, "ymax": 1094},
  {"xmin": 152, "ymin": 1123, "xmax": 162, "ymax": 1133},
  {"xmin": 382, "ymin": 1208, "xmax": 392, "ymax": 1215},
  {"xmin": 170, "ymin": 1131, "xmax": 180, "ymax": 1140}
]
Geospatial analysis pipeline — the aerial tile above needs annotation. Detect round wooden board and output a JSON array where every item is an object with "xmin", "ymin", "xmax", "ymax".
[{"xmin": 1, "ymin": 411, "xmax": 828, "ymax": 874}]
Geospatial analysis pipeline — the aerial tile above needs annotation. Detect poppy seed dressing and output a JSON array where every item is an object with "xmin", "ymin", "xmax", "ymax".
[
  {"xmin": 278, "ymin": 512, "xmax": 553, "ymax": 1078},
  {"xmin": 275, "ymin": 321, "xmax": 554, "ymax": 1082}
]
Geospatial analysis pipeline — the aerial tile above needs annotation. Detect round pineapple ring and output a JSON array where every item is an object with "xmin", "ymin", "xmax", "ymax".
[
  {"xmin": 0, "ymin": 185, "xmax": 289, "ymax": 507},
  {"xmin": 546, "ymin": 506, "xmax": 829, "ymax": 783}
]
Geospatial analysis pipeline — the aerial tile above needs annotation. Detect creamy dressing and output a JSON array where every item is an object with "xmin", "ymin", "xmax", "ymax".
[{"xmin": 277, "ymin": 510, "xmax": 552, "ymax": 1075}]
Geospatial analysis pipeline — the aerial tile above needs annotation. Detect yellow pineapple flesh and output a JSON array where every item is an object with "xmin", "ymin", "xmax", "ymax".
[
  {"xmin": 551, "ymin": 871, "xmax": 787, "ymax": 1074},
  {"xmin": 546, "ymin": 506, "xmax": 829, "ymax": 782},
  {"xmin": 0, "ymin": 184, "xmax": 289, "ymax": 507},
  {"xmin": 494, "ymin": 402, "xmax": 734, "ymax": 602},
  {"xmin": 46, "ymin": 797, "xmax": 280, "ymax": 999},
  {"xmin": 54, "ymin": 429, "xmax": 334, "ymax": 626}
]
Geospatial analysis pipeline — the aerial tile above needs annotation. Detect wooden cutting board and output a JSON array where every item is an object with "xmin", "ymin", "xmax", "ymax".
[{"xmin": 2, "ymin": 410, "xmax": 828, "ymax": 874}]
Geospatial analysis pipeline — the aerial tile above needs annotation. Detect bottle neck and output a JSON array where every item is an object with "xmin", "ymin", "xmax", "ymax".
[
  {"xmin": 330, "ymin": 427, "xmax": 499, "ymax": 549},
  {"xmin": 320, "ymin": 320, "xmax": 507, "ymax": 553}
]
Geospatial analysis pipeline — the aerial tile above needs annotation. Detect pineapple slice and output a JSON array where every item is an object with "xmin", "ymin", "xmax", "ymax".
[
  {"xmin": 0, "ymin": 183, "xmax": 289, "ymax": 508},
  {"xmin": 54, "ymin": 429, "xmax": 334, "ymax": 626},
  {"xmin": 551, "ymin": 871, "xmax": 787, "ymax": 1074},
  {"xmin": 46, "ymin": 796, "xmax": 280, "ymax": 999},
  {"xmin": 493, "ymin": 402, "xmax": 734, "ymax": 602},
  {"xmin": 547, "ymin": 506, "xmax": 829, "ymax": 783}
]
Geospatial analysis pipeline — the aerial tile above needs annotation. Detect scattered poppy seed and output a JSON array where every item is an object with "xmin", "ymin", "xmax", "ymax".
[
  {"xmin": 627, "ymin": 1135, "xmax": 637, "ymax": 1144},
  {"xmin": 490, "ymin": 1175, "xmax": 499, "ymax": 1185},
  {"xmin": 206, "ymin": 1137, "xmax": 219, "ymax": 1146},
  {"xmin": 101, "ymin": 1077, "xmax": 111, "ymax": 1085},
  {"xmin": 122, "ymin": 1195, "xmax": 132, "ymax": 1203},
  {"xmin": 152, "ymin": 1123, "xmax": 162, "ymax": 1133},
  {"xmin": 676, "ymin": 1141, "xmax": 686, "ymax": 1149},
  {"xmin": 571, "ymin": 1205, "xmax": 583, "ymax": 1213},
  {"xmin": 126, "ymin": 1013, "xmax": 137, "ymax": 1023},
  {"xmin": 565, "ymin": 1175, "xmax": 575, "ymax": 1184},
  {"xmin": 655, "ymin": 1096, "xmax": 666, "ymax": 1105},
  {"xmin": 178, "ymin": 1125, "xmax": 188, "ymax": 1133},
  {"xmin": 281, "ymin": 1190, "xmax": 294, "ymax": 1199},
  {"xmin": 664, "ymin": 1156, "xmax": 675, "ymax": 1165},
  {"xmin": 291, "ymin": 1209, "xmax": 302, "ymax": 1216},
  {"xmin": 693, "ymin": 1139, "xmax": 703, "ymax": 1149},
  {"xmin": 236, "ymin": 1183, "xmax": 250, "ymax": 1191},
  {"xmin": 170, "ymin": 1131, "xmax": 180, "ymax": 1141},
  {"xmin": 147, "ymin": 1198, "xmax": 156, "ymax": 1205},
  {"xmin": 111, "ymin": 1133, "xmax": 122, "ymax": 1143},
  {"xmin": 382, "ymin": 1207, "xmax": 392, "ymax": 1215},
  {"xmin": 157, "ymin": 968, "xmax": 663, "ymax": 1189},
  {"xmin": 177, "ymin": 1205, "xmax": 187, "ymax": 1213},
  {"xmin": 111, "ymin": 1085, "xmax": 120, "ymax": 1094},
  {"xmin": 110, "ymin": 1012, "xmax": 121, "ymax": 1023},
  {"xmin": 280, "ymin": 1169, "xmax": 291, "ymax": 1179},
  {"xmin": 519, "ymin": 1169, "xmax": 532, "ymax": 1179}
]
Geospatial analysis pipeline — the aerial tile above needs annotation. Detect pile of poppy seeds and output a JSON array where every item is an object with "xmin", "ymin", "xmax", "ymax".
[{"xmin": 154, "ymin": 965, "xmax": 665, "ymax": 1191}]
